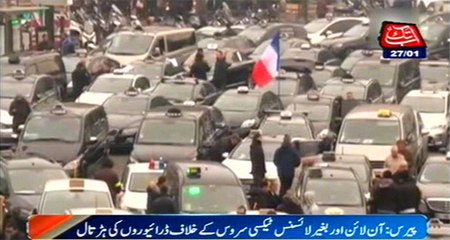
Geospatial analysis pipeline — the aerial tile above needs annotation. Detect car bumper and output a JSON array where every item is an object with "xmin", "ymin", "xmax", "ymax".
[{"xmin": 0, "ymin": 129, "xmax": 17, "ymax": 149}]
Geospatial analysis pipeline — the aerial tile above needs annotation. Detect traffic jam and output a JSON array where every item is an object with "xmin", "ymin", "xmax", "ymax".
[{"xmin": 0, "ymin": 0, "xmax": 449, "ymax": 239}]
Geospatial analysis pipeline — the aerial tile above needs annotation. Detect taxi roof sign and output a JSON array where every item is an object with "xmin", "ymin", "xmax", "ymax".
[
  {"xmin": 300, "ymin": 43, "xmax": 311, "ymax": 50},
  {"xmin": 207, "ymin": 43, "xmax": 219, "ymax": 50},
  {"xmin": 166, "ymin": 108, "xmax": 182, "ymax": 117},
  {"xmin": 237, "ymin": 86, "xmax": 249, "ymax": 94},
  {"xmin": 307, "ymin": 91, "xmax": 320, "ymax": 101},
  {"xmin": 342, "ymin": 78, "xmax": 355, "ymax": 83},
  {"xmin": 314, "ymin": 64, "xmax": 324, "ymax": 71},
  {"xmin": 280, "ymin": 111, "xmax": 293, "ymax": 120},
  {"xmin": 187, "ymin": 167, "xmax": 201, "ymax": 178},
  {"xmin": 183, "ymin": 101, "xmax": 196, "ymax": 106},
  {"xmin": 51, "ymin": 104, "xmax": 67, "ymax": 115},
  {"xmin": 69, "ymin": 179, "xmax": 85, "ymax": 188},
  {"xmin": 377, "ymin": 109, "xmax": 392, "ymax": 118},
  {"xmin": 361, "ymin": 49, "xmax": 373, "ymax": 56}
]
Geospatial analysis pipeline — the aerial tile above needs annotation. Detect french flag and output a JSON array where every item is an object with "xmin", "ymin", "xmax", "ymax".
[{"xmin": 252, "ymin": 33, "xmax": 281, "ymax": 87}]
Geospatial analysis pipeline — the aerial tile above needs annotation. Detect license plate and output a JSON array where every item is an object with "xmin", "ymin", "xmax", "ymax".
[{"xmin": 436, "ymin": 213, "xmax": 450, "ymax": 220}]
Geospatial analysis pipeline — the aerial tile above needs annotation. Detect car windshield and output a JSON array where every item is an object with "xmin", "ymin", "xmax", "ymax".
[
  {"xmin": 214, "ymin": 94, "xmax": 258, "ymax": 112},
  {"xmin": 311, "ymin": 70, "xmax": 333, "ymax": 87},
  {"xmin": 339, "ymin": 119, "xmax": 400, "ymax": 145},
  {"xmin": 181, "ymin": 185, "xmax": 247, "ymax": 213},
  {"xmin": 286, "ymin": 103, "xmax": 330, "ymax": 121},
  {"xmin": 152, "ymin": 83, "xmax": 195, "ymax": 102},
  {"xmin": 9, "ymin": 169, "xmax": 67, "ymax": 194},
  {"xmin": 138, "ymin": 119, "xmax": 196, "ymax": 145},
  {"xmin": 89, "ymin": 77, "xmax": 133, "ymax": 93},
  {"xmin": 260, "ymin": 120, "xmax": 311, "ymax": 138},
  {"xmin": 402, "ymin": 96, "xmax": 445, "ymax": 113},
  {"xmin": 351, "ymin": 64, "xmax": 396, "ymax": 87},
  {"xmin": 305, "ymin": 19, "xmax": 329, "ymax": 33},
  {"xmin": 239, "ymin": 27, "xmax": 266, "ymax": 44},
  {"xmin": 103, "ymin": 96, "xmax": 148, "ymax": 115},
  {"xmin": 0, "ymin": 82, "xmax": 33, "ymax": 98},
  {"xmin": 128, "ymin": 172, "xmax": 161, "ymax": 192},
  {"xmin": 41, "ymin": 190, "xmax": 112, "ymax": 214},
  {"xmin": 230, "ymin": 140, "xmax": 279, "ymax": 161},
  {"xmin": 419, "ymin": 163, "xmax": 450, "ymax": 183},
  {"xmin": 343, "ymin": 25, "xmax": 369, "ymax": 38},
  {"xmin": 23, "ymin": 116, "xmax": 81, "ymax": 142},
  {"xmin": 107, "ymin": 34, "xmax": 153, "ymax": 55},
  {"xmin": 262, "ymin": 80, "xmax": 297, "ymax": 96},
  {"xmin": 305, "ymin": 179, "xmax": 362, "ymax": 206},
  {"xmin": 321, "ymin": 84, "xmax": 365, "ymax": 99},
  {"xmin": 420, "ymin": 65, "xmax": 449, "ymax": 83}
]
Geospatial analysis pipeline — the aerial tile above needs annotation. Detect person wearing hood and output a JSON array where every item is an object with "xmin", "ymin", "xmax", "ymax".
[
  {"xmin": 250, "ymin": 132, "xmax": 266, "ymax": 188},
  {"xmin": 303, "ymin": 191, "xmax": 319, "ymax": 214},
  {"xmin": 393, "ymin": 162, "xmax": 421, "ymax": 214},
  {"xmin": 370, "ymin": 170, "xmax": 397, "ymax": 214},
  {"xmin": 274, "ymin": 134, "xmax": 300, "ymax": 197},
  {"xmin": 9, "ymin": 94, "xmax": 31, "ymax": 134},
  {"xmin": 276, "ymin": 189, "xmax": 303, "ymax": 214}
]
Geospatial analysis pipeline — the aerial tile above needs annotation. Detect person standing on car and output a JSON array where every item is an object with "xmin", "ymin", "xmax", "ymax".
[
  {"xmin": 150, "ymin": 185, "xmax": 177, "ymax": 214},
  {"xmin": 212, "ymin": 50, "xmax": 230, "ymax": 90},
  {"xmin": 209, "ymin": 133, "xmax": 241, "ymax": 163},
  {"xmin": 72, "ymin": 61, "xmax": 91, "ymax": 99},
  {"xmin": 94, "ymin": 159, "xmax": 122, "ymax": 206},
  {"xmin": 250, "ymin": 132, "xmax": 266, "ymax": 188},
  {"xmin": 9, "ymin": 95, "xmax": 31, "ymax": 134},
  {"xmin": 393, "ymin": 162, "xmax": 421, "ymax": 214},
  {"xmin": 370, "ymin": 170, "xmax": 398, "ymax": 214},
  {"xmin": 189, "ymin": 51, "xmax": 210, "ymax": 80},
  {"xmin": 274, "ymin": 134, "xmax": 300, "ymax": 197}
]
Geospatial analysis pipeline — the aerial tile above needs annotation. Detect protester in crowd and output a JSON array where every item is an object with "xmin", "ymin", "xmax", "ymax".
[
  {"xmin": 150, "ymin": 185, "xmax": 177, "ymax": 214},
  {"xmin": 393, "ymin": 162, "xmax": 421, "ymax": 214},
  {"xmin": 71, "ymin": 61, "xmax": 91, "ymax": 99},
  {"xmin": 61, "ymin": 33, "xmax": 76, "ymax": 55},
  {"xmin": 274, "ymin": 134, "xmax": 300, "ymax": 197},
  {"xmin": 250, "ymin": 132, "xmax": 266, "ymax": 188},
  {"xmin": 37, "ymin": 33, "xmax": 54, "ymax": 51},
  {"xmin": 8, "ymin": 94, "xmax": 31, "ymax": 134},
  {"xmin": 94, "ymin": 159, "xmax": 122, "ymax": 205},
  {"xmin": 3, "ymin": 220, "xmax": 27, "ymax": 240},
  {"xmin": 212, "ymin": 50, "xmax": 230, "ymax": 90},
  {"xmin": 370, "ymin": 170, "xmax": 397, "ymax": 214},
  {"xmin": 189, "ymin": 51, "xmax": 210, "ymax": 80},
  {"xmin": 209, "ymin": 133, "xmax": 241, "ymax": 162},
  {"xmin": 384, "ymin": 145, "xmax": 408, "ymax": 174}
]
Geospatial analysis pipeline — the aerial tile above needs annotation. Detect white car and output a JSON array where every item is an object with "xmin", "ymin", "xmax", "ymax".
[
  {"xmin": 118, "ymin": 162, "xmax": 164, "ymax": 214},
  {"xmin": 36, "ymin": 179, "xmax": 114, "ymax": 215},
  {"xmin": 401, "ymin": 89, "xmax": 450, "ymax": 149},
  {"xmin": 305, "ymin": 17, "xmax": 368, "ymax": 45},
  {"xmin": 76, "ymin": 71, "xmax": 151, "ymax": 105}
]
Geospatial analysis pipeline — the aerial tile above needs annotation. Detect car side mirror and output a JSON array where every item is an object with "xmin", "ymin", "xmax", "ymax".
[
  {"xmin": 222, "ymin": 152, "xmax": 229, "ymax": 158},
  {"xmin": 325, "ymin": 30, "xmax": 333, "ymax": 36},
  {"xmin": 88, "ymin": 136, "xmax": 98, "ymax": 144}
]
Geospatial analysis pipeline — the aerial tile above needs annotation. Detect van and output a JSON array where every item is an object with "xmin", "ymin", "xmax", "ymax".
[
  {"xmin": 104, "ymin": 27, "xmax": 197, "ymax": 65},
  {"xmin": 335, "ymin": 104, "xmax": 428, "ymax": 176},
  {"xmin": 163, "ymin": 161, "xmax": 249, "ymax": 214}
]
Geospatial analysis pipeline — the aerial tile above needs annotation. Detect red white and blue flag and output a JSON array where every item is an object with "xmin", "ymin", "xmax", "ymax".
[{"xmin": 252, "ymin": 33, "xmax": 281, "ymax": 87}]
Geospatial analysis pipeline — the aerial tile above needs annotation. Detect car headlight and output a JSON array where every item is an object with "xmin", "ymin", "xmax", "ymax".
[
  {"xmin": 121, "ymin": 128, "xmax": 138, "ymax": 136},
  {"xmin": 241, "ymin": 119, "xmax": 256, "ymax": 128}
]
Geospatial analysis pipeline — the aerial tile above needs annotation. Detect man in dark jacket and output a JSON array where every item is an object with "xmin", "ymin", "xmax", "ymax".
[
  {"xmin": 72, "ymin": 61, "xmax": 91, "ymax": 99},
  {"xmin": 37, "ymin": 33, "xmax": 54, "ymax": 51},
  {"xmin": 212, "ymin": 50, "xmax": 230, "ymax": 90},
  {"xmin": 393, "ymin": 163, "xmax": 421, "ymax": 214},
  {"xmin": 370, "ymin": 170, "xmax": 397, "ymax": 214},
  {"xmin": 150, "ymin": 185, "xmax": 177, "ymax": 214},
  {"xmin": 190, "ymin": 51, "xmax": 210, "ymax": 80},
  {"xmin": 209, "ymin": 133, "xmax": 241, "ymax": 162},
  {"xmin": 250, "ymin": 132, "xmax": 266, "ymax": 188},
  {"xmin": 61, "ymin": 34, "xmax": 76, "ymax": 56},
  {"xmin": 146, "ymin": 176, "xmax": 167, "ymax": 214},
  {"xmin": 4, "ymin": 220, "xmax": 28, "ymax": 240},
  {"xmin": 8, "ymin": 95, "xmax": 31, "ymax": 134},
  {"xmin": 94, "ymin": 159, "xmax": 122, "ymax": 206},
  {"xmin": 274, "ymin": 134, "xmax": 300, "ymax": 197}
]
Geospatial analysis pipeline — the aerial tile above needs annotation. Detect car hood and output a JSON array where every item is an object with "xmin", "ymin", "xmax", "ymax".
[
  {"xmin": 418, "ymin": 183, "xmax": 450, "ymax": 199},
  {"xmin": 321, "ymin": 36, "xmax": 359, "ymax": 47},
  {"xmin": 122, "ymin": 191, "xmax": 147, "ymax": 211},
  {"xmin": 313, "ymin": 205, "xmax": 367, "ymax": 215},
  {"xmin": 76, "ymin": 92, "xmax": 113, "ymax": 105},
  {"xmin": 420, "ymin": 113, "xmax": 447, "ymax": 129},
  {"xmin": 108, "ymin": 114, "xmax": 143, "ymax": 130},
  {"xmin": 0, "ymin": 108, "xmax": 13, "ymax": 125},
  {"xmin": 336, "ymin": 144, "xmax": 390, "ymax": 162},
  {"xmin": 222, "ymin": 159, "xmax": 278, "ymax": 180},
  {"xmin": 8, "ymin": 194, "xmax": 41, "ymax": 212},
  {"xmin": 105, "ymin": 53, "xmax": 146, "ymax": 66},
  {"xmin": 221, "ymin": 111, "xmax": 256, "ymax": 128},
  {"xmin": 131, "ymin": 144, "xmax": 197, "ymax": 162},
  {"xmin": 16, "ymin": 142, "xmax": 81, "ymax": 164}
]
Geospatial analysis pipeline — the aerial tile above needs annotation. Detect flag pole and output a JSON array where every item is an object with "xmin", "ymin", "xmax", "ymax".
[{"xmin": 276, "ymin": 32, "xmax": 281, "ymax": 98}]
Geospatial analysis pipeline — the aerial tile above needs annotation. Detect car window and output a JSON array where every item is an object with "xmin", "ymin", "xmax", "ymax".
[
  {"xmin": 326, "ymin": 20, "xmax": 360, "ymax": 34},
  {"xmin": 134, "ymin": 77, "xmax": 150, "ymax": 90}
]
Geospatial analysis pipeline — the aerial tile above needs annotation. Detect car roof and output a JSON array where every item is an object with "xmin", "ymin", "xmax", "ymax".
[
  {"xmin": 98, "ymin": 73, "xmax": 138, "ymax": 79},
  {"xmin": 325, "ymin": 77, "xmax": 374, "ymax": 86},
  {"xmin": 127, "ymin": 163, "xmax": 165, "ymax": 173},
  {"xmin": 1, "ymin": 74, "xmax": 40, "ymax": 84},
  {"xmin": 346, "ymin": 104, "xmax": 413, "ymax": 120},
  {"xmin": 3, "ymin": 157, "xmax": 63, "ymax": 169},
  {"xmin": 265, "ymin": 112, "xmax": 308, "ymax": 123},
  {"xmin": 32, "ymin": 102, "xmax": 102, "ymax": 118},
  {"xmin": 44, "ymin": 178, "xmax": 110, "ymax": 192},
  {"xmin": 405, "ymin": 89, "xmax": 449, "ymax": 98},
  {"xmin": 168, "ymin": 160, "xmax": 240, "ymax": 185}
]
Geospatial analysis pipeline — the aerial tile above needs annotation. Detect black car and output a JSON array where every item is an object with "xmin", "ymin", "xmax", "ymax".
[
  {"xmin": 103, "ymin": 90, "xmax": 172, "ymax": 150},
  {"xmin": 321, "ymin": 77, "xmax": 384, "ymax": 103},
  {"xmin": 0, "ymin": 72, "xmax": 61, "ymax": 149},
  {"xmin": 238, "ymin": 22, "xmax": 307, "ymax": 47},
  {"xmin": 197, "ymin": 36, "xmax": 255, "ymax": 57},
  {"xmin": 286, "ymin": 92, "xmax": 343, "ymax": 136},
  {"xmin": 149, "ymin": 78, "xmax": 220, "ymax": 105},
  {"xmin": 340, "ymin": 49, "xmax": 383, "ymax": 72},
  {"xmin": 213, "ymin": 86, "xmax": 284, "ymax": 129},
  {"xmin": 420, "ymin": 59, "xmax": 450, "ymax": 90},
  {"xmin": 0, "ymin": 157, "xmax": 68, "ymax": 231},
  {"xmin": 15, "ymin": 103, "xmax": 110, "ymax": 171},
  {"xmin": 320, "ymin": 22, "xmax": 371, "ymax": 60},
  {"xmin": 130, "ymin": 105, "xmax": 226, "ymax": 162}
]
